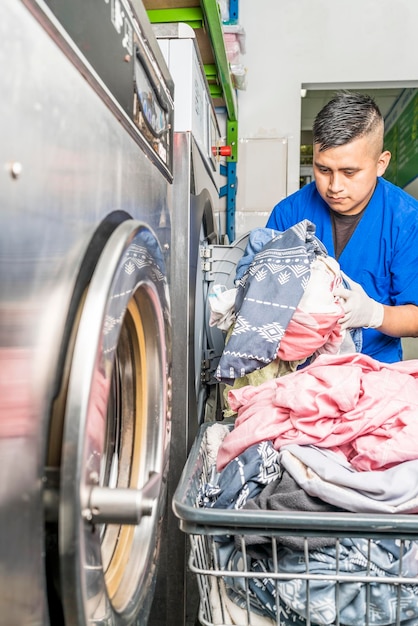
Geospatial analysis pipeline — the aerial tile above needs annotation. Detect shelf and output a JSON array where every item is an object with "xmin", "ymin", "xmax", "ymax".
[{"xmin": 144, "ymin": 0, "xmax": 237, "ymax": 122}]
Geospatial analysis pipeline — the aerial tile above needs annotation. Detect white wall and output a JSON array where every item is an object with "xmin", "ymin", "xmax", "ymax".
[{"xmin": 238, "ymin": 0, "xmax": 418, "ymax": 206}]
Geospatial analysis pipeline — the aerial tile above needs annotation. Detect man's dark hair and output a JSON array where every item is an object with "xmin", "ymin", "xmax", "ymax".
[{"xmin": 313, "ymin": 91, "xmax": 384, "ymax": 152}]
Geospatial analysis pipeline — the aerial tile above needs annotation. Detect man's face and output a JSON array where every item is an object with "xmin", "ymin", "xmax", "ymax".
[{"xmin": 313, "ymin": 135, "xmax": 390, "ymax": 215}]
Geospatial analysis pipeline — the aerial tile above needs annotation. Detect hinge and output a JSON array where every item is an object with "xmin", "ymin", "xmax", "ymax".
[{"xmin": 200, "ymin": 244, "xmax": 213, "ymax": 277}]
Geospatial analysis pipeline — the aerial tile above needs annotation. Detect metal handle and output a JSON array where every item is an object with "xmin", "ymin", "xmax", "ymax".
[{"xmin": 82, "ymin": 471, "xmax": 161, "ymax": 525}]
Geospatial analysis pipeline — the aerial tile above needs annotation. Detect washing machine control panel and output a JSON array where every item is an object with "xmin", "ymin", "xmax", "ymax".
[{"xmin": 39, "ymin": 0, "xmax": 174, "ymax": 178}]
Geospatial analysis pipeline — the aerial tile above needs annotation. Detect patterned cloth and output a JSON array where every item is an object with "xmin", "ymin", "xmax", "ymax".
[
  {"xmin": 216, "ymin": 220, "xmax": 328, "ymax": 384},
  {"xmin": 221, "ymin": 539, "xmax": 418, "ymax": 625},
  {"xmin": 198, "ymin": 440, "xmax": 281, "ymax": 510}
]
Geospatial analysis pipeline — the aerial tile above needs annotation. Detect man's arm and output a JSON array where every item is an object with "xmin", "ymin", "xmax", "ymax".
[{"xmin": 379, "ymin": 303, "xmax": 418, "ymax": 338}]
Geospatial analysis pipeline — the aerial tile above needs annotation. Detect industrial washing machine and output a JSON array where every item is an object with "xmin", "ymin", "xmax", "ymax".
[
  {"xmin": 148, "ymin": 25, "xmax": 249, "ymax": 626},
  {"xmin": 0, "ymin": 0, "xmax": 175, "ymax": 624}
]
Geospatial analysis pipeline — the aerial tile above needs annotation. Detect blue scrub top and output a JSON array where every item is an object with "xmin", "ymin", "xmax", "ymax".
[{"xmin": 266, "ymin": 177, "xmax": 418, "ymax": 363}]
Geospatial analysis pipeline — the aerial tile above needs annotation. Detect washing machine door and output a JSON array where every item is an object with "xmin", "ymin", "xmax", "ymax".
[
  {"xmin": 54, "ymin": 219, "xmax": 171, "ymax": 625},
  {"xmin": 197, "ymin": 231, "xmax": 250, "ymax": 422},
  {"xmin": 191, "ymin": 192, "xmax": 217, "ymax": 427},
  {"xmin": 205, "ymin": 231, "xmax": 250, "ymax": 368}
]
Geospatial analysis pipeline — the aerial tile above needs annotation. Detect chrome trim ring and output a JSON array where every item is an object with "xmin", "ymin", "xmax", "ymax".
[{"xmin": 59, "ymin": 220, "xmax": 171, "ymax": 625}]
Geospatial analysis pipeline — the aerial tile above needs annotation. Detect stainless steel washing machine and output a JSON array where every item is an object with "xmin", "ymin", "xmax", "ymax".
[
  {"xmin": 149, "ymin": 129, "xmax": 249, "ymax": 622},
  {"xmin": 146, "ymin": 25, "xmax": 246, "ymax": 626},
  {"xmin": 0, "ymin": 1, "xmax": 174, "ymax": 624}
]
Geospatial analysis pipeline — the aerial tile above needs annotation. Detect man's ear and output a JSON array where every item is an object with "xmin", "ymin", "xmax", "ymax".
[{"xmin": 377, "ymin": 150, "xmax": 391, "ymax": 176}]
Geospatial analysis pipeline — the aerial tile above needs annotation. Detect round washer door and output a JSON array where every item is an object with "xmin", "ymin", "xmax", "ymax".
[
  {"xmin": 192, "ymin": 194, "xmax": 217, "ymax": 427},
  {"xmin": 59, "ymin": 220, "xmax": 171, "ymax": 625},
  {"xmin": 204, "ymin": 231, "xmax": 250, "ymax": 368}
]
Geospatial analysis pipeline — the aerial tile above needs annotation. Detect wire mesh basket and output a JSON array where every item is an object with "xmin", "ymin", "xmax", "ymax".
[{"xmin": 172, "ymin": 422, "xmax": 418, "ymax": 626}]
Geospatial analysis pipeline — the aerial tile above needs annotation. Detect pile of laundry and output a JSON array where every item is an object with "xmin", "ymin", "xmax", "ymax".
[
  {"xmin": 208, "ymin": 220, "xmax": 361, "ymax": 416},
  {"xmin": 199, "ymin": 352, "xmax": 418, "ymax": 625},
  {"xmin": 201, "ymin": 222, "xmax": 418, "ymax": 625}
]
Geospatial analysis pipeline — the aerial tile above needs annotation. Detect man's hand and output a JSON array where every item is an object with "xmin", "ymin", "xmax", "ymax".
[{"xmin": 334, "ymin": 275, "xmax": 384, "ymax": 330}]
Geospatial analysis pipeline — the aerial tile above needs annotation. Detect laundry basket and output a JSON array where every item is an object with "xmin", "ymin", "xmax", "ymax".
[{"xmin": 172, "ymin": 422, "xmax": 418, "ymax": 626}]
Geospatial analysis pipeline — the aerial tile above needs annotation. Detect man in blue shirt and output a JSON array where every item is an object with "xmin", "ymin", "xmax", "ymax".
[{"xmin": 266, "ymin": 91, "xmax": 418, "ymax": 363}]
